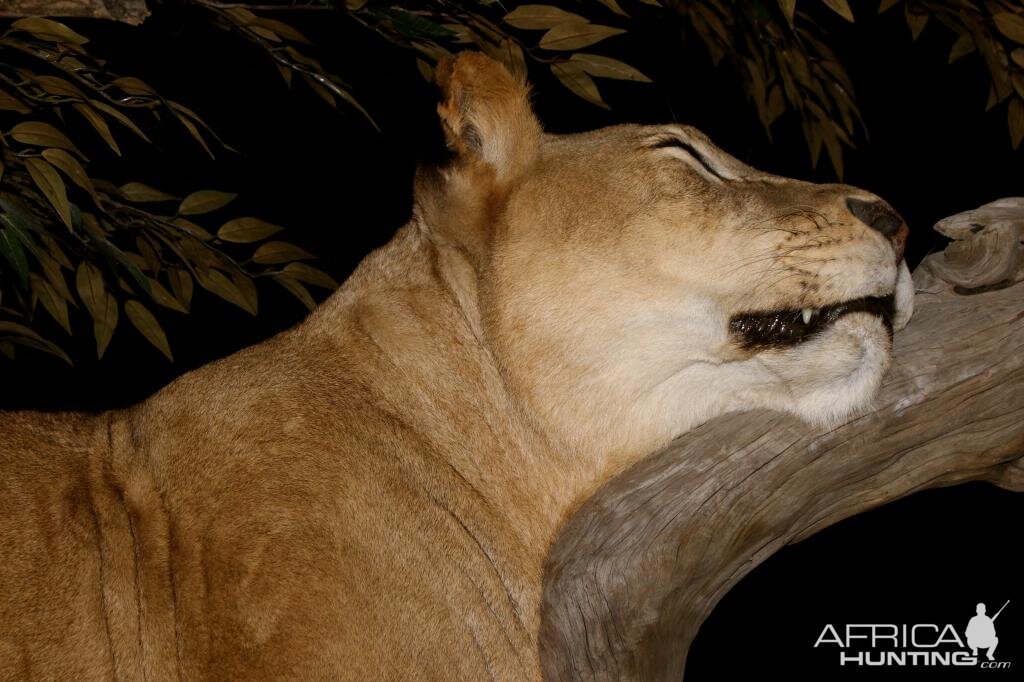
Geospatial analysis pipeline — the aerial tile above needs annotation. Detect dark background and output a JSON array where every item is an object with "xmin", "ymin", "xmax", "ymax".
[{"xmin": 1, "ymin": 3, "xmax": 1020, "ymax": 679}]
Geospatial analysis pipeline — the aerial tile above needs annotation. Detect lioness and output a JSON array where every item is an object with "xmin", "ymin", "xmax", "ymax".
[{"xmin": 0, "ymin": 53, "xmax": 913, "ymax": 680}]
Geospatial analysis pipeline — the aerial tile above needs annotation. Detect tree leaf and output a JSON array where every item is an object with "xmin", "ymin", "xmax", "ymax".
[
  {"xmin": 120, "ymin": 182, "xmax": 177, "ymax": 202},
  {"xmin": 110, "ymin": 77, "xmax": 154, "ymax": 95},
  {"xmin": 171, "ymin": 217, "xmax": 215, "ymax": 242},
  {"xmin": 540, "ymin": 22, "xmax": 626, "ymax": 50},
  {"xmin": 195, "ymin": 267, "xmax": 256, "ymax": 314},
  {"xmin": 41, "ymin": 148, "xmax": 99, "ymax": 204},
  {"xmin": 994, "ymin": 13, "xmax": 1024, "ymax": 45},
  {"xmin": 125, "ymin": 299, "xmax": 172, "ymax": 360},
  {"xmin": 569, "ymin": 53, "xmax": 651, "ymax": 81},
  {"xmin": 252, "ymin": 241, "xmax": 314, "ymax": 265},
  {"xmin": 1009, "ymin": 98, "xmax": 1024, "ymax": 149},
  {"xmin": 172, "ymin": 111, "xmax": 214, "ymax": 158},
  {"xmin": 89, "ymin": 100, "xmax": 152, "ymax": 144},
  {"xmin": 503, "ymin": 5, "xmax": 585, "ymax": 30},
  {"xmin": 75, "ymin": 261, "xmax": 118, "ymax": 358},
  {"xmin": 551, "ymin": 62, "xmax": 609, "ymax": 109},
  {"xmin": 178, "ymin": 190, "xmax": 237, "ymax": 216},
  {"xmin": 167, "ymin": 268, "xmax": 193, "ymax": 310},
  {"xmin": 1012, "ymin": 48, "xmax": 1024, "ymax": 70},
  {"xmin": 10, "ymin": 17, "xmax": 89, "ymax": 45},
  {"xmin": 11, "ymin": 122, "xmax": 86, "ymax": 159},
  {"xmin": 282, "ymin": 262, "xmax": 339, "ymax": 289},
  {"xmin": 29, "ymin": 273, "xmax": 70, "ymax": 333},
  {"xmin": 73, "ymin": 103, "xmax": 120, "ymax": 156},
  {"xmin": 145, "ymin": 277, "xmax": 187, "ymax": 313},
  {"xmin": 595, "ymin": 0, "xmax": 628, "ymax": 17},
  {"xmin": 0, "ymin": 226, "xmax": 29, "ymax": 288},
  {"xmin": 778, "ymin": 0, "xmax": 796, "ymax": 26},
  {"xmin": 0, "ymin": 322, "xmax": 71, "ymax": 364},
  {"xmin": 948, "ymin": 33, "xmax": 976, "ymax": 63},
  {"xmin": 35, "ymin": 75, "xmax": 86, "ymax": 99},
  {"xmin": 273, "ymin": 274, "xmax": 316, "ymax": 311},
  {"xmin": 253, "ymin": 17, "xmax": 312, "ymax": 44},
  {"xmin": 0, "ymin": 87, "xmax": 31, "ymax": 114},
  {"xmin": 904, "ymin": 4, "xmax": 927, "ymax": 40},
  {"xmin": 821, "ymin": 0, "xmax": 854, "ymax": 21},
  {"xmin": 878, "ymin": 0, "xmax": 901, "ymax": 12},
  {"xmin": 24, "ymin": 158, "xmax": 73, "ymax": 230},
  {"xmin": 217, "ymin": 217, "xmax": 283, "ymax": 243}
]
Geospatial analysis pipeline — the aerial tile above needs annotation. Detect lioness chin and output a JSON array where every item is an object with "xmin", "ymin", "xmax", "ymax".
[{"xmin": 0, "ymin": 53, "xmax": 912, "ymax": 680}]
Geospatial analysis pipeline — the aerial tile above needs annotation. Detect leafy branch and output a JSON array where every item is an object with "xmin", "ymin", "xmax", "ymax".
[{"xmin": 0, "ymin": 18, "xmax": 336, "ymax": 363}]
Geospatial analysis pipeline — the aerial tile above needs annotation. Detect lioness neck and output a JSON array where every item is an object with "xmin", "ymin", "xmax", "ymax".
[{"xmin": 311, "ymin": 222, "xmax": 582, "ymax": 633}]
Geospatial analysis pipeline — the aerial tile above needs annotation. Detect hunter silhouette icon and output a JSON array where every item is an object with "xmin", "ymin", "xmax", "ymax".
[{"xmin": 966, "ymin": 600, "xmax": 1009, "ymax": 661}]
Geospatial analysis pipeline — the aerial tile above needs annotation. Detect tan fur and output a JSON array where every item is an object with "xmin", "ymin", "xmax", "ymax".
[{"xmin": 0, "ymin": 54, "xmax": 912, "ymax": 679}]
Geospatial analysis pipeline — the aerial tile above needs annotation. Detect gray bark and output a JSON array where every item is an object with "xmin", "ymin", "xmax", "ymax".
[
  {"xmin": 539, "ymin": 200, "xmax": 1024, "ymax": 681},
  {"xmin": 0, "ymin": 0, "xmax": 149, "ymax": 25}
]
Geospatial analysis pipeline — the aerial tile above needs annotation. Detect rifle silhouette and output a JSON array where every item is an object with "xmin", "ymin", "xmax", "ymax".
[{"xmin": 993, "ymin": 600, "xmax": 1010, "ymax": 621}]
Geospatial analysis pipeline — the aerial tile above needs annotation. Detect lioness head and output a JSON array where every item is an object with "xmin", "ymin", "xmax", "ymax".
[{"xmin": 416, "ymin": 54, "xmax": 914, "ymax": 461}]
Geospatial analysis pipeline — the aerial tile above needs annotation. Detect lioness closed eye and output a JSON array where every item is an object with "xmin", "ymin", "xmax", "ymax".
[{"xmin": 0, "ymin": 53, "xmax": 912, "ymax": 680}]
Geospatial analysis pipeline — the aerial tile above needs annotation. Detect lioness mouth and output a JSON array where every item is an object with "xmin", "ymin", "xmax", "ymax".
[{"xmin": 730, "ymin": 295, "xmax": 895, "ymax": 350}]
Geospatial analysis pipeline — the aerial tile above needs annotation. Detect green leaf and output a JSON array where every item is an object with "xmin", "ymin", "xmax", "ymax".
[
  {"xmin": 10, "ymin": 17, "xmax": 89, "ymax": 45},
  {"xmin": 273, "ymin": 274, "xmax": 316, "ymax": 311},
  {"xmin": 217, "ymin": 217, "xmax": 283, "ymax": 243},
  {"xmin": 878, "ymin": 0, "xmax": 901, "ymax": 12},
  {"xmin": 252, "ymin": 241, "xmax": 314, "ymax": 264},
  {"xmin": 569, "ymin": 53, "xmax": 651, "ymax": 82},
  {"xmin": 29, "ymin": 273, "xmax": 71, "ymax": 333},
  {"xmin": 119, "ymin": 182, "xmax": 177, "ymax": 202},
  {"xmin": 125, "ymin": 300, "xmax": 172, "ymax": 360},
  {"xmin": 540, "ymin": 22, "xmax": 626, "ymax": 50},
  {"xmin": 10, "ymin": 122, "xmax": 86, "ymax": 159},
  {"xmin": 551, "ymin": 62, "xmax": 609, "ymax": 109},
  {"xmin": 282, "ymin": 262, "xmax": 339, "ymax": 289},
  {"xmin": 75, "ymin": 261, "xmax": 118, "ymax": 358},
  {"xmin": 0, "ymin": 226, "xmax": 29, "ymax": 288},
  {"xmin": 504, "ymin": 4, "xmax": 586, "ymax": 29},
  {"xmin": 24, "ymin": 158, "xmax": 73, "ymax": 231},
  {"xmin": 178, "ymin": 190, "xmax": 237, "ymax": 216},
  {"xmin": 994, "ymin": 13, "xmax": 1024, "ymax": 45}
]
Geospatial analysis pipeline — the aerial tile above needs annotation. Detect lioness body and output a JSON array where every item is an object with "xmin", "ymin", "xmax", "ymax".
[
  {"xmin": 0, "ymin": 54, "xmax": 912, "ymax": 680},
  {"xmin": 2, "ymin": 224, "xmax": 556, "ymax": 679}
]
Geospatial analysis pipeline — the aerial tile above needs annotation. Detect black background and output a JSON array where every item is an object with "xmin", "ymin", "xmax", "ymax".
[{"xmin": 0, "ymin": 3, "xmax": 1020, "ymax": 679}]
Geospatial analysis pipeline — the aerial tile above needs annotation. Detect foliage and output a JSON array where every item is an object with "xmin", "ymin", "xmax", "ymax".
[
  {"xmin": 0, "ymin": 17, "xmax": 336, "ymax": 363},
  {"xmin": 3, "ymin": 0, "xmax": 1023, "ymax": 363}
]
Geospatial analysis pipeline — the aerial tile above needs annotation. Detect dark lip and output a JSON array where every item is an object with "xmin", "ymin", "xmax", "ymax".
[{"xmin": 729, "ymin": 294, "xmax": 895, "ymax": 351}]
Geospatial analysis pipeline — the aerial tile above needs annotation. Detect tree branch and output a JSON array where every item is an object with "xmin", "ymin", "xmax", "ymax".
[
  {"xmin": 0, "ymin": 0, "xmax": 150, "ymax": 25},
  {"xmin": 539, "ymin": 200, "xmax": 1024, "ymax": 681}
]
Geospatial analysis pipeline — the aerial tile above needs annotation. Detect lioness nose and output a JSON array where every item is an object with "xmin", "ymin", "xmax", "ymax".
[{"xmin": 846, "ymin": 197, "xmax": 908, "ymax": 261}]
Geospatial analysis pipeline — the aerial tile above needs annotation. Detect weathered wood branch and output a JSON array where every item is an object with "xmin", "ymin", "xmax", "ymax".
[
  {"xmin": 0, "ymin": 0, "xmax": 149, "ymax": 25},
  {"xmin": 539, "ymin": 201, "xmax": 1024, "ymax": 681}
]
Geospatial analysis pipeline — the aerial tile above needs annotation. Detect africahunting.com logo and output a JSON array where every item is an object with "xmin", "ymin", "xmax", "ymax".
[{"xmin": 814, "ymin": 600, "xmax": 1011, "ymax": 669}]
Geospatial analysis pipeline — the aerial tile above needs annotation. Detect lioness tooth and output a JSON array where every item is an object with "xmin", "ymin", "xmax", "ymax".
[{"xmin": 802, "ymin": 307, "xmax": 815, "ymax": 324}]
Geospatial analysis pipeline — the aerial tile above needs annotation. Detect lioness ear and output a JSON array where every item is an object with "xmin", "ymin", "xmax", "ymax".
[{"xmin": 435, "ymin": 52, "xmax": 540, "ymax": 184}]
